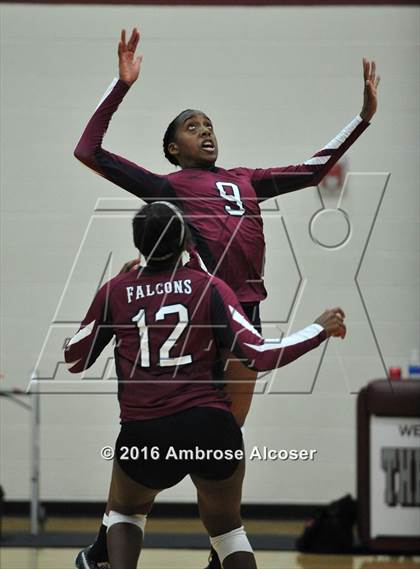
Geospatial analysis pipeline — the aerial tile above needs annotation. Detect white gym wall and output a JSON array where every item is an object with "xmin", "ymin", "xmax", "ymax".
[{"xmin": 0, "ymin": 4, "xmax": 419, "ymax": 503}]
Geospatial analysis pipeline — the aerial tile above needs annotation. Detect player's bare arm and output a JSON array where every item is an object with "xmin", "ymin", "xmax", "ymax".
[
  {"xmin": 119, "ymin": 27, "xmax": 143, "ymax": 86},
  {"xmin": 360, "ymin": 58, "xmax": 380, "ymax": 122}
]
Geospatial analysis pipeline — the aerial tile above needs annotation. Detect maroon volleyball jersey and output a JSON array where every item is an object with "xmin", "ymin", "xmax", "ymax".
[
  {"xmin": 65, "ymin": 265, "xmax": 327, "ymax": 421},
  {"xmin": 74, "ymin": 79, "xmax": 369, "ymax": 303}
]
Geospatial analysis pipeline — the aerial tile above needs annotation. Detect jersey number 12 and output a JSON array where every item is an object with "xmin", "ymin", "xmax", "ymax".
[{"xmin": 132, "ymin": 304, "xmax": 192, "ymax": 368}]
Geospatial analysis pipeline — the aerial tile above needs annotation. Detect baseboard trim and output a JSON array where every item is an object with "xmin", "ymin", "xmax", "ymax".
[{"xmin": 3, "ymin": 501, "xmax": 321, "ymax": 519}]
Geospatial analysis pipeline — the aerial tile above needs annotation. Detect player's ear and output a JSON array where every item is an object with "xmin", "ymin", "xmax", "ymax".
[{"xmin": 168, "ymin": 142, "xmax": 179, "ymax": 161}]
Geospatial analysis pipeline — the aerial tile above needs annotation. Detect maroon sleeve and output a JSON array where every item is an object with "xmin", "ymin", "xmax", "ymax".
[
  {"xmin": 64, "ymin": 282, "xmax": 114, "ymax": 373},
  {"xmin": 74, "ymin": 78, "xmax": 167, "ymax": 201},
  {"xmin": 251, "ymin": 116, "xmax": 369, "ymax": 201},
  {"xmin": 211, "ymin": 279, "xmax": 327, "ymax": 371}
]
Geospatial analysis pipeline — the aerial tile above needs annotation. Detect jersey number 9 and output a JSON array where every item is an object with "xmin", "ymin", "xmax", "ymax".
[{"xmin": 216, "ymin": 182, "xmax": 245, "ymax": 216}]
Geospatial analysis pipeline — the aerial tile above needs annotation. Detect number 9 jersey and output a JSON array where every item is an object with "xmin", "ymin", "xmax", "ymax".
[
  {"xmin": 64, "ymin": 265, "xmax": 327, "ymax": 421},
  {"xmin": 74, "ymin": 79, "xmax": 370, "ymax": 304}
]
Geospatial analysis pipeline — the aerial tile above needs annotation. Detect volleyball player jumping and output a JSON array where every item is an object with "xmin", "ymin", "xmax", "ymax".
[
  {"xmin": 66, "ymin": 202, "xmax": 347, "ymax": 569},
  {"xmin": 73, "ymin": 28, "xmax": 379, "ymax": 569}
]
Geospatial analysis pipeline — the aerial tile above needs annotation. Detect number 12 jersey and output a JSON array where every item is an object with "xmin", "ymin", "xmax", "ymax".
[{"xmin": 64, "ymin": 265, "xmax": 327, "ymax": 421}]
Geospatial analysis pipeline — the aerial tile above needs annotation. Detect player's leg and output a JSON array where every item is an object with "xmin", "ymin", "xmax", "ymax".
[
  {"xmin": 106, "ymin": 459, "xmax": 158, "ymax": 569},
  {"xmin": 77, "ymin": 502, "xmax": 109, "ymax": 566},
  {"xmin": 75, "ymin": 497, "xmax": 111, "ymax": 568},
  {"xmin": 208, "ymin": 362, "xmax": 256, "ymax": 569},
  {"xmin": 76, "ymin": 409, "xmax": 191, "ymax": 569},
  {"xmin": 191, "ymin": 458, "xmax": 257, "ymax": 569},
  {"xmin": 202, "ymin": 301, "xmax": 260, "ymax": 569},
  {"xmin": 223, "ymin": 359, "xmax": 257, "ymax": 427},
  {"xmin": 224, "ymin": 301, "xmax": 260, "ymax": 426}
]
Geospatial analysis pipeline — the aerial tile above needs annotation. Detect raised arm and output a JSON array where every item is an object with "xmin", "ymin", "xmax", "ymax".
[
  {"xmin": 211, "ymin": 279, "xmax": 346, "ymax": 372},
  {"xmin": 74, "ymin": 28, "xmax": 166, "ymax": 201},
  {"xmin": 64, "ymin": 283, "xmax": 114, "ymax": 373},
  {"xmin": 252, "ymin": 58, "xmax": 380, "ymax": 201}
]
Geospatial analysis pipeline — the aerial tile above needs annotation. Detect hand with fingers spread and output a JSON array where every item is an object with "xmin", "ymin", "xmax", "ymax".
[
  {"xmin": 118, "ymin": 27, "xmax": 143, "ymax": 86},
  {"xmin": 360, "ymin": 58, "xmax": 380, "ymax": 122},
  {"xmin": 315, "ymin": 307, "xmax": 347, "ymax": 339}
]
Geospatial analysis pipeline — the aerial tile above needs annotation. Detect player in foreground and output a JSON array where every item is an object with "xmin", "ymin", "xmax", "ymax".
[
  {"xmin": 73, "ymin": 27, "xmax": 378, "ymax": 569},
  {"xmin": 66, "ymin": 202, "xmax": 347, "ymax": 569}
]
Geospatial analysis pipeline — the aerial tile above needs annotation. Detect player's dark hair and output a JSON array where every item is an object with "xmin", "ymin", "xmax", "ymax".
[
  {"xmin": 133, "ymin": 201, "xmax": 188, "ymax": 265},
  {"xmin": 163, "ymin": 109, "xmax": 195, "ymax": 166}
]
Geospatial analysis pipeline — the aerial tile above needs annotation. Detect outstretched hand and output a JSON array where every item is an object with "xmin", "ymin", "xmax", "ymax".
[
  {"xmin": 118, "ymin": 28, "xmax": 142, "ymax": 86},
  {"xmin": 360, "ymin": 58, "xmax": 380, "ymax": 122}
]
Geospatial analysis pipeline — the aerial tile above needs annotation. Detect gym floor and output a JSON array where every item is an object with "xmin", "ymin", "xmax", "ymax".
[
  {"xmin": 2, "ymin": 548, "xmax": 420, "ymax": 569},
  {"xmin": 1, "ymin": 517, "xmax": 419, "ymax": 569}
]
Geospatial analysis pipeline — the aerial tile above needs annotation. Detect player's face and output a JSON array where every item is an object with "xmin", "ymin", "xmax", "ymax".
[{"xmin": 169, "ymin": 111, "xmax": 218, "ymax": 168}]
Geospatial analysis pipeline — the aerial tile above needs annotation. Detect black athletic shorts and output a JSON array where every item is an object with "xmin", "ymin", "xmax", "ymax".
[
  {"xmin": 240, "ymin": 302, "xmax": 262, "ymax": 334},
  {"xmin": 116, "ymin": 406, "xmax": 243, "ymax": 489}
]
